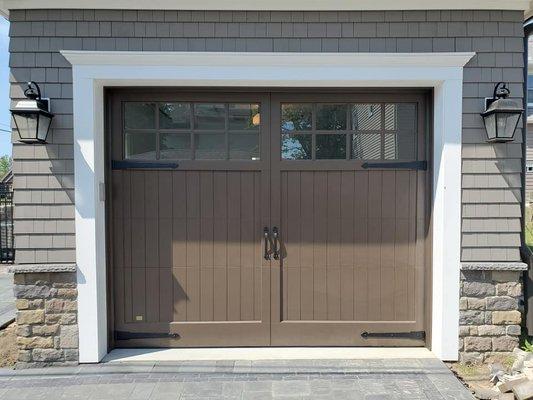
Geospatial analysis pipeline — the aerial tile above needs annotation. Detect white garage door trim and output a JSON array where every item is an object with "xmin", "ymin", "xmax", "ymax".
[{"xmin": 61, "ymin": 50, "xmax": 475, "ymax": 363}]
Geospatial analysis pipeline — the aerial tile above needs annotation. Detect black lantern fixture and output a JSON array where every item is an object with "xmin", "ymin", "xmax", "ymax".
[
  {"xmin": 481, "ymin": 82, "xmax": 523, "ymax": 143},
  {"xmin": 10, "ymin": 81, "xmax": 54, "ymax": 144}
]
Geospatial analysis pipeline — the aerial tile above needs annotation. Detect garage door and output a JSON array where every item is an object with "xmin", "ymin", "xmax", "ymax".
[{"xmin": 108, "ymin": 90, "xmax": 429, "ymax": 348}]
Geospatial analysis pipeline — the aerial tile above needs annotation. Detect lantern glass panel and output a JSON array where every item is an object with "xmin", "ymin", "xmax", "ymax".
[
  {"xmin": 37, "ymin": 114, "xmax": 52, "ymax": 141},
  {"xmin": 12, "ymin": 112, "xmax": 38, "ymax": 140},
  {"xmin": 497, "ymin": 112, "xmax": 520, "ymax": 139},
  {"xmin": 483, "ymin": 114, "xmax": 497, "ymax": 141}
]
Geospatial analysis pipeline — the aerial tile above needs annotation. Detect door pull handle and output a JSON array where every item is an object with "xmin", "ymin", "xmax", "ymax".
[
  {"xmin": 272, "ymin": 227, "xmax": 280, "ymax": 260},
  {"xmin": 263, "ymin": 227, "xmax": 271, "ymax": 260}
]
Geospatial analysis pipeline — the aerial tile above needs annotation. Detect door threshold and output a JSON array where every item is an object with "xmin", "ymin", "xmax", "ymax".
[{"xmin": 103, "ymin": 347, "xmax": 435, "ymax": 363}]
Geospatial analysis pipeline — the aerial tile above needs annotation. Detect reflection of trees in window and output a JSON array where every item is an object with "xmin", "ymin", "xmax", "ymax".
[
  {"xmin": 159, "ymin": 103, "xmax": 190, "ymax": 129},
  {"xmin": 316, "ymin": 104, "xmax": 346, "ymax": 130},
  {"xmin": 281, "ymin": 104, "xmax": 312, "ymax": 132},
  {"xmin": 124, "ymin": 103, "xmax": 155, "ymax": 129},
  {"xmin": 316, "ymin": 135, "xmax": 346, "ymax": 159},
  {"xmin": 281, "ymin": 105, "xmax": 313, "ymax": 160}
]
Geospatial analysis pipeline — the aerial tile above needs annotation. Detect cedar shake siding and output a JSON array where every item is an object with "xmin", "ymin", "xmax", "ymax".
[{"xmin": 8, "ymin": 9, "xmax": 525, "ymax": 265}]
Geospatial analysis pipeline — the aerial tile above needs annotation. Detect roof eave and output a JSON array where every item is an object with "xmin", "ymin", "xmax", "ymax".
[{"xmin": 0, "ymin": 0, "xmax": 532, "ymax": 16}]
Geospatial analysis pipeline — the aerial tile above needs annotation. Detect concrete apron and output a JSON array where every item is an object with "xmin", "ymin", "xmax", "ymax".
[{"xmin": 104, "ymin": 347, "xmax": 436, "ymax": 362}]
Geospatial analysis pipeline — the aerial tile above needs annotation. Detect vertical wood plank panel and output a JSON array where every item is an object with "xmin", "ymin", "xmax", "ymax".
[
  {"xmin": 299, "ymin": 172, "xmax": 314, "ymax": 320},
  {"xmin": 172, "ymin": 267, "xmax": 187, "ymax": 321},
  {"xmin": 286, "ymin": 172, "xmax": 301, "ymax": 320},
  {"xmin": 380, "ymin": 171, "xmax": 395, "ymax": 321},
  {"xmin": 200, "ymin": 172, "xmax": 214, "ymax": 321},
  {"xmin": 145, "ymin": 268, "xmax": 159, "ymax": 322},
  {"xmin": 131, "ymin": 268, "xmax": 146, "ymax": 322},
  {"xmin": 159, "ymin": 267, "xmax": 173, "ymax": 322},
  {"xmin": 313, "ymin": 172, "xmax": 328, "ymax": 320},
  {"xmin": 240, "ymin": 171, "xmax": 255, "ymax": 320},
  {"xmin": 253, "ymin": 172, "xmax": 262, "ymax": 321},
  {"xmin": 326, "ymin": 172, "xmax": 341, "ymax": 320},
  {"xmin": 367, "ymin": 171, "xmax": 382, "ymax": 319},
  {"xmin": 213, "ymin": 172, "xmax": 228, "ymax": 321},
  {"xmin": 280, "ymin": 172, "xmax": 289, "ymax": 319}
]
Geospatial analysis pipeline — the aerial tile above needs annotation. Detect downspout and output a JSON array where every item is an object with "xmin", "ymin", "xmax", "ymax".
[{"xmin": 523, "ymin": 18, "xmax": 533, "ymax": 335}]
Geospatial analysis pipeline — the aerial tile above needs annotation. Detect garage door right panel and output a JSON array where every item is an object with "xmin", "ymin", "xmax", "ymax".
[{"xmin": 270, "ymin": 93, "xmax": 429, "ymax": 346}]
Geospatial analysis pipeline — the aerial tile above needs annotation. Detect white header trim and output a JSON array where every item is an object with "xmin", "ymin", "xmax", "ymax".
[
  {"xmin": 66, "ymin": 50, "xmax": 473, "ymax": 363},
  {"xmin": 1, "ymin": 0, "xmax": 531, "ymax": 13},
  {"xmin": 62, "ymin": 51, "xmax": 476, "ymax": 68}
]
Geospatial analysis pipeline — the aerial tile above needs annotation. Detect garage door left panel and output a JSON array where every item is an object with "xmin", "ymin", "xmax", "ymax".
[{"xmin": 108, "ymin": 90, "xmax": 271, "ymax": 347}]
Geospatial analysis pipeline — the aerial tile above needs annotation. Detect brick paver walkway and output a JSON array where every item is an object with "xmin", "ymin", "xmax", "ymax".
[{"xmin": 0, "ymin": 358, "xmax": 474, "ymax": 399}]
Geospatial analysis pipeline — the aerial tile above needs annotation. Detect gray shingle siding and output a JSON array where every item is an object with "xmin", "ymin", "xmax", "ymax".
[{"xmin": 7, "ymin": 9, "xmax": 525, "ymax": 264}]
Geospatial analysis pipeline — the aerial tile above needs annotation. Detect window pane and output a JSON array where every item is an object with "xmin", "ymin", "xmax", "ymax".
[
  {"xmin": 229, "ymin": 134, "xmax": 260, "ymax": 160},
  {"xmin": 316, "ymin": 104, "xmax": 347, "ymax": 130},
  {"xmin": 13, "ymin": 113, "xmax": 37, "ymax": 140},
  {"xmin": 384, "ymin": 134, "xmax": 397, "ymax": 160},
  {"xmin": 316, "ymin": 134, "xmax": 346, "ymax": 159},
  {"xmin": 385, "ymin": 104, "xmax": 396, "ymax": 130},
  {"xmin": 125, "ymin": 132, "xmax": 156, "ymax": 160},
  {"xmin": 194, "ymin": 104, "xmax": 225, "ymax": 130},
  {"xmin": 351, "ymin": 134, "xmax": 381, "ymax": 160},
  {"xmin": 160, "ymin": 133, "xmax": 191, "ymax": 159},
  {"xmin": 159, "ymin": 103, "xmax": 190, "ymax": 129},
  {"xmin": 124, "ymin": 103, "xmax": 155, "ymax": 129},
  {"xmin": 351, "ymin": 104, "xmax": 382, "ymax": 130},
  {"xmin": 386, "ymin": 103, "xmax": 416, "ymax": 131},
  {"xmin": 282, "ymin": 134, "xmax": 312, "ymax": 160},
  {"xmin": 281, "ymin": 104, "xmax": 312, "ymax": 133},
  {"xmin": 229, "ymin": 104, "xmax": 260, "ymax": 130},
  {"xmin": 195, "ymin": 134, "xmax": 225, "ymax": 159}
]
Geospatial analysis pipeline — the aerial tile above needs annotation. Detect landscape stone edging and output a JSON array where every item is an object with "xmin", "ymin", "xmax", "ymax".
[
  {"xmin": 8, "ymin": 264, "xmax": 77, "ymax": 274},
  {"xmin": 461, "ymin": 263, "xmax": 528, "ymax": 271}
]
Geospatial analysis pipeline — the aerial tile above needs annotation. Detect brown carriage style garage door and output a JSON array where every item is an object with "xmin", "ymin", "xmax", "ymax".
[{"xmin": 107, "ymin": 89, "xmax": 430, "ymax": 348}]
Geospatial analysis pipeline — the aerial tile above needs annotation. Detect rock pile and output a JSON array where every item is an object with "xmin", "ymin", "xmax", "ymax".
[{"xmin": 472, "ymin": 349, "xmax": 533, "ymax": 400}]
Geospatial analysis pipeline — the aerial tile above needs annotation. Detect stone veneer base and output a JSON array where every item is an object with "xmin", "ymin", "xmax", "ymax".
[
  {"xmin": 459, "ymin": 269, "xmax": 524, "ymax": 364},
  {"xmin": 13, "ymin": 271, "xmax": 79, "ymax": 368}
]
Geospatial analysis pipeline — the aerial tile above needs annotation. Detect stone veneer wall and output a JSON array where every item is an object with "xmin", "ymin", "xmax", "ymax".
[
  {"xmin": 13, "ymin": 270, "xmax": 78, "ymax": 368},
  {"xmin": 459, "ymin": 269, "xmax": 524, "ymax": 364}
]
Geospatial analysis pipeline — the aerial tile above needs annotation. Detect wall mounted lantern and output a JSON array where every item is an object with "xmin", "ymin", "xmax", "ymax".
[
  {"xmin": 10, "ymin": 81, "xmax": 54, "ymax": 144},
  {"xmin": 481, "ymin": 82, "xmax": 523, "ymax": 143}
]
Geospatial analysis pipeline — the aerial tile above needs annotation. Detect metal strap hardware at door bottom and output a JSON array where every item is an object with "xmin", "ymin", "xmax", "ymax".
[
  {"xmin": 115, "ymin": 331, "xmax": 180, "ymax": 340},
  {"xmin": 361, "ymin": 161, "xmax": 427, "ymax": 170},
  {"xmin": 361, "ymin": 331, "xmax": 426, "ymax": 340}
]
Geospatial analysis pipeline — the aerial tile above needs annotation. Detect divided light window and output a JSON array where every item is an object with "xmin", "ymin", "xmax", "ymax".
[
  {"xmin": 281, "ymin": 102, "xmax": 418, "ymax": 161},
  {"xmin": 123, "ymin": 102, "xmax": 261, "ymax": 161}
]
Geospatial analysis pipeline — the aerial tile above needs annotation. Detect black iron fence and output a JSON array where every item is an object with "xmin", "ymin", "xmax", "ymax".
[{"xmin": 0, "ymin": 189, "xmax": 14, "ymax": 263}]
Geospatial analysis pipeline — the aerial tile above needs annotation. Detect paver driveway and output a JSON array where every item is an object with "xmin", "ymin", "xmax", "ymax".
[{"xmin": 0, "ymin": 358, "xmax": 473, "ymax": 399}]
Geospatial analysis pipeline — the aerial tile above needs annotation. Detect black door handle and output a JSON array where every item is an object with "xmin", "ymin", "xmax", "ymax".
[
  {"xmin": 272, "ymin": 227, "xmax": 280, "ymax": 260},
  {"xmin": 263, "ymin": 227, "xmax": 271, "ymax": 260}
]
